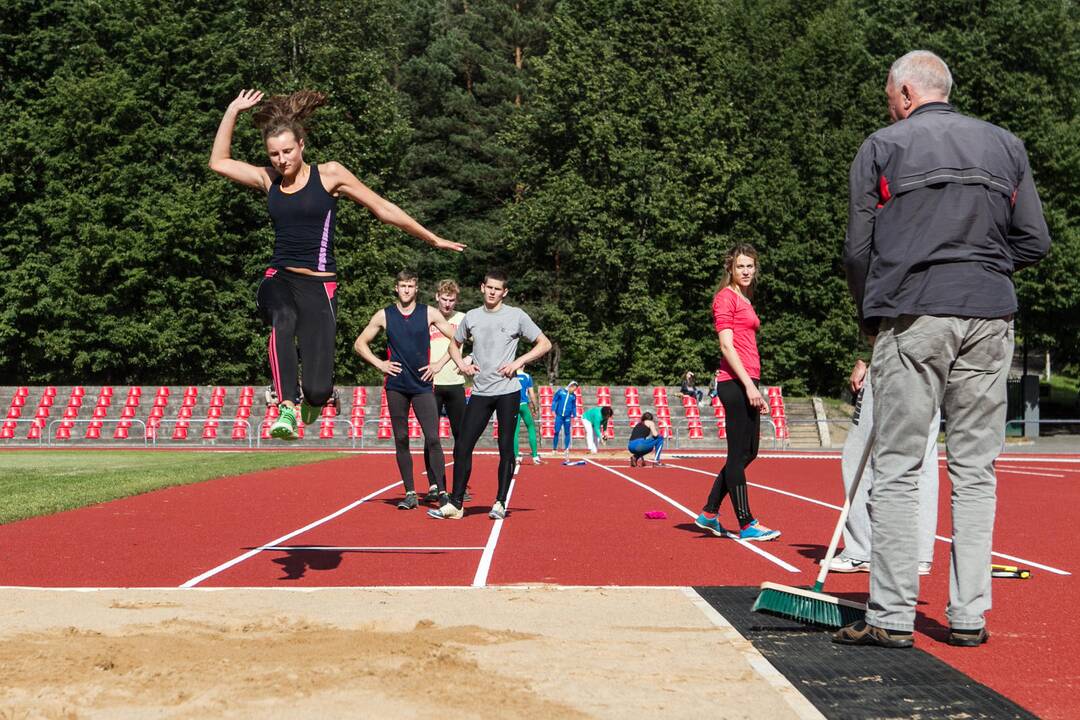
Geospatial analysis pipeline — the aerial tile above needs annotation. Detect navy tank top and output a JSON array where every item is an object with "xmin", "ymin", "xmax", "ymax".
[
  {"xmin": 267, "ymin": 164, "xmax": 338, "ymax": 273},
  {"xmin": 385, "ymin": 304, "xmax": 432, "ymax": 394},
  {"xmin": 629, "ymin": 422, "xmax": 651, "ymax": 442}
]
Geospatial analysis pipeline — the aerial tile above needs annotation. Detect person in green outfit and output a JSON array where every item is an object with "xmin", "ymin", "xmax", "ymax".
[
  {"xmin": 514, "ymin": 369, "xmax": 542, "ymax": 466},
  {"xmin": 582, "ymin": 405, "xmax": 614, "ymax": 454}
]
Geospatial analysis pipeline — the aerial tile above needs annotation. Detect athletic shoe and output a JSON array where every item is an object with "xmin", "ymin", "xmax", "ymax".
[
  {"xmin": 652, "ymin": 461, "xmax": 666, "ymax": 467},
  {"xmin": 269, "ymin": 405, "xmax": 299, "ymax": 441},
  {"xmin": 827, "ymin": 556, "xmax": 870, "ymax": 573},
  {"xmin": 833, "ymin": 620, "xmax": 914, "ymax": 648},
  {"xmin": 629, "ymin": 456, "xmax": 639, "ymax": 468},
  {"xmin": 464, "ymin": 489, "xmax": 473, "ymax": 502},
  {"xmin": 397, "ymin": 491, "xmax": 419, "ymax": 510},
  {"xmin": 947, "ymin": 627, "xmax": 989, "ymax": 647},
  {"xmin": 694, "ymin": 513, "xmax": 729, "ymax": 538},
  {"xmin": 488, "ymin": 501, "xmax": 506, "ymax": 520},
  {"xmin": 738, "ymin": 520, "xmax": 781, "ymax": 542},
  {"xmin": 531, "ymin": 455, "xmax": 542, "ymax": 465},
  {"xmin": 918, "ymin": 561, "xmax": 932, "ymax": 576},
  {"xmin": 424, "ymin": 485, "xmax": 440, "ymax": 505},
  {"xmin": 427, "ymin": 503, "xmax": 463, "ymax": 520}
]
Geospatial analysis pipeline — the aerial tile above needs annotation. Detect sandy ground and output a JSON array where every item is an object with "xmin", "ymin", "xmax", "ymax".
[{"xmin": 0, "ymin": 586, "xmax": 821, "ymax": 719}]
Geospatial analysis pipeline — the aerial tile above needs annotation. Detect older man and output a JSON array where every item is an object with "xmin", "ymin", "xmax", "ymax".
[{"xmin": 837, "ymin": 51, "xmax": 1050, "ymax": 649}]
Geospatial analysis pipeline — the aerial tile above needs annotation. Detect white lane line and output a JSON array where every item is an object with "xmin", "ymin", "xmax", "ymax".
[
  {"xmin": 472, "ymin": 476, "xmax": 518, "ymax": 588},
  {"xmin": 179, "ymin": 481, "xmax": 400, "ymax": 588},
  {"xmin": 668, "ymin": 453, "xmax": 1080, "ymax": 464},
  {"xmin": 668, "ymin": 463, "xmax": 1072, "ymax": 576},
  {"xmin": 586, "ymin": 460, "xmax": 799, "ymax": 573},
  {"xmin": 996, "ymin": 468, "xmax": 1065, "ymax": 478},
  {"xmin": 684, "ymin": 588, "xmax": 826, "ymax": 720},
  {"xmin": 260, "ymin": 546, "xmax": 486, "ymax": 552}
]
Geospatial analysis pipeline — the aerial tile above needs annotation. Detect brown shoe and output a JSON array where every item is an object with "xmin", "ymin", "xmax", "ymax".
[
  {"xmin": 947, "ymin": 627, "xmax": 989, "ymax": 647},
  {"xmin": 832, "ymin": 620, "xmax": 914, "ymax": 648}
]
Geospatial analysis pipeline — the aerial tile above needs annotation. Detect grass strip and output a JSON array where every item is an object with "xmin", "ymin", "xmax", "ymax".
[{"xmin": 0, "ymin": 451, "xmax": 343, "ymax": 525}]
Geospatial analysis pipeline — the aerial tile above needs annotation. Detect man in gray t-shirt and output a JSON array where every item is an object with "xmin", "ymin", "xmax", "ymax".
[{"xmin": 429, "ymin": 270, "xmax": 552, "ymax": 521}]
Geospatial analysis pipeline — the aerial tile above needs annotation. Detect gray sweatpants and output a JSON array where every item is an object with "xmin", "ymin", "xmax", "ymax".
[
  {"xmin": 866, "ymin": 315, "xmax": 1012, "ymax": 633},
  {"xmin": 840, "ymin": 371, "xmax": 940, "ymax": 564}
]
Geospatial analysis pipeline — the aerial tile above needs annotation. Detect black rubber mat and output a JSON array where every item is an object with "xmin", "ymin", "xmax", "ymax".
[{"xmin": 693, "ymin": 586, "xmax": 1037, "ymax": 720}]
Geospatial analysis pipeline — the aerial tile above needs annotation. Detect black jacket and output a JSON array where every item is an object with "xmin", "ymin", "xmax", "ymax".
[{"xmin": 844, "ymin": 103, "xmax": 1050, "ymax": 334}]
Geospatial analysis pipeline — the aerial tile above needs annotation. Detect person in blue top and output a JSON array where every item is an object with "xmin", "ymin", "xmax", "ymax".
[
  {"xmin": 354, "ymin": 270, "xmax": 464, "ymax": 509},
  {"xmin": 514, "ymin": 370, "xmax": 542, "ymax": 466},
  {"xmin": 209, "ymin": 88, "xmax": 464, "ymax": 442},
  {"xmin": 551, "ymin": 381, "xmax": 579, "ymax": 454}
]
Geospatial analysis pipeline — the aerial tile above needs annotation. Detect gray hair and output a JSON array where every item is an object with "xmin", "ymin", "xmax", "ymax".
[{"xmin": 889, "ymin": 50, "xmax": 952, "ymax": 99}]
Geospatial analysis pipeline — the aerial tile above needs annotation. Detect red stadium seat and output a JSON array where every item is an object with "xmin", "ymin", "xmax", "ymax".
[
  {"xmin": 655, "ymin": 406, "xmax": 671, "ymax": 419},
  {"xmin": 179, "ymin": 407, "xmax": 193, "ymax": 419},
  {"xmin": 54, "ymin": 426, "xmax": 71, "ymax": 440},
  {"xmin": 439, "ymin": 417, "xmax": 451, "ymax": 439},
  {"xmin": 202, "ymin": 425, "xmax": 218, "ymax": 440},
  {"xmin": 713, "ymin": 404, "xmax": 725, "ymax": 418},
  {"xmin": 627, "ymin": 406, "xmax": 642, "ymax": 421},
  {"xmin": 1, "ymin": 427, "xmax": 14, "ymax": 440},
  {"xmin": 172, "ymin": 426, "xmax": 188, "ymax": 440},
  {"xmin": 113, "ymin": 426, "xmax": 129, "ymax": 440},
  {"xmin": 71, "ymin": 386, "xmax": 85, "ymax": 398},
  {"xmin": 101, "ymin": 386, "xmax": 113, "ymax": 397},
  {"xmin": 688, "ymin": 424, "xmax": 704, "ymax": 439},
  {"xmin": 540, "ymin": 422, "xmax": 554, "ymax": 439},
  {"xmin": 767, "ymin": 386, "xmax": 783, "ymax": 398},
  {"xmin": 11, "ymin": 395, "xmax": 25, "ymax": 408},
  {"xmin": 207, "ymin": 407, "xmax": 222, "ymax": 419},
  {"xmin": 236, "ymin": 406, "xmax": 251, "ymax": 419},
  {"xmin": 770, "ymin": 404, "xmax": 785, "ymax": 419},
  {"xmin": 6, "ymin": 407, "xmax": 20, "ymax": 420},
  {"xmin": 44, "ymin": 386, "xmax": 57, "ymax": 397},
  {"xmin": 184, "ymin": 386, "xmax": 198, "ymax": 397},
  {"xmin": 571, "ymin": 419, "xmax": 585, "ymax": 438},
  {"xmin": 597, "ymin": 395, "xmax": 612, "ymax": 407},
  {"xmin": 408, "ymin": 419, "xmax": 421, "ymax": 438},
  {"xmin": 539, "ymin": 386, "xmax": 553, "ymax": 398},
  {"xmin": 684, "ymin": 405, "xmax": 700, "ymax": 419},
  {"xmin": 717, "ymin": 423, "xmax": 727, "ymax": 439},
  {"xmin": 604, "ymin": 422, "xmax": 615, "ymax": 439},
  {"xmin": 353, "ymin": 387, "xmax": 367, "ymax": 405},
  {"xmin": 377, "ymin": 419, "xmax": 392, "ymax": 439},
  {"xmin": 491, "ymin": 421, "xmax": 499, "ymax": 439},
  {"xmin": 92, "ymin": 406, "xmax": 108, "ymax": 419},
  {"xmin": 232, "ymin": 424, "xmax": 248, "ymax": 440},
  {"xmin": 240, "ymin": 386, "xmax": 254, "ymax": 398},
  {"xmin": 16, "ymin": 386, "xmax": 29, "ymax": 397},
  {"xmin": 27, "ymin": 424, "xmax": 42, "ymax": 440},
  {"xmin": 128, "ymin": 386, "xmax": 142, "ymax": 397}
]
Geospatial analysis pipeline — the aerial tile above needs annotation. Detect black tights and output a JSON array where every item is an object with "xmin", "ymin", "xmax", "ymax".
[
  {"xmin": 256, "ymin": 269, "xmax": 337, "ymax": 407},
  {"xmin": 434, "ymin": 384, "xmax": 467, "ymax": 441},
  {"xmin": 386, "ymin": 390, "xmax": 445, "ymax": 493},
  {"xmin": 450, "ymin": 391, "xmax": 519, "ymax": 508},
  {"xmin": 703, "ymin": 380, "xmax": 760, "ymax": 527}
]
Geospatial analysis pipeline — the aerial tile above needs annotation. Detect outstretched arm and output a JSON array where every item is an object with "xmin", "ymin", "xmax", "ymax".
[
  {"xmin": 353, "ymin": 310, "xmax": 400, "ymax": 377},
  {"xmin": 321, "ymin": 162, "xmax": 465, "ymax": 253},
  {"xmin": 209, "ymin": 89, "xmax": 273, "ymax": 191}
]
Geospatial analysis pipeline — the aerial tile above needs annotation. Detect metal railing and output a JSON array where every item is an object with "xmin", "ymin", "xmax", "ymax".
[
  {"xmin": 255, "ymin": 417, "xmax": 358, "ymax": 448},
  {"xmin": 0, "ymin": 418, "xmax": 47, "ymax": 446}
]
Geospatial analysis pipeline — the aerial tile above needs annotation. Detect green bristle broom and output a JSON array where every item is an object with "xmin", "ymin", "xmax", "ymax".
[{"xmin": 751, "ymin": 427, "xmax": 875, "ymax": 628}]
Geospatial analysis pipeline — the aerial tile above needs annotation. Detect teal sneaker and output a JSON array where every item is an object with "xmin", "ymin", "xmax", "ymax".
[
  {"xmin": 738, "ymin": 520, "xmax": 780, "ymax": 542},
  {"xmin": 270, "ymin": 405, "xmax": 299, "ymax": 441},
  {"xmin": 694, "ymin": 513, "xmax": 729, "ymax": 538}
]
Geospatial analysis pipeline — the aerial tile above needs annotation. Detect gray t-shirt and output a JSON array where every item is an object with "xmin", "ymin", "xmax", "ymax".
[{"xmin": 454, "ymin": 304, "xmax": 542, "ymax": 397}]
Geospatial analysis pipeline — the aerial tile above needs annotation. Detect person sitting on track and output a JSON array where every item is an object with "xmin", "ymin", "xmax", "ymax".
[
  {"xmin": 694, "ymin": 244, "xmax": 780, "ymax": 542},
  {"xmin": 209, "ymin": 89, "xmax": 464, "ymax": 441},
  {"xmin": 429, "ymin": 269, "xmax": 551, "ymax": 521},
  {"xmin": 551, "ymin": 381, "xmax": 579, "ymax": 455},
  {"xmin": 582, "ymin": 405, "xmax": 613, "ymax": 454},
  {"xmin": 353, "ymin": 270, "xmax": 464, "ymax": 510},
  {"xmin": 627, "ymin": 412, "xmax": 665, "ymax": 467}
]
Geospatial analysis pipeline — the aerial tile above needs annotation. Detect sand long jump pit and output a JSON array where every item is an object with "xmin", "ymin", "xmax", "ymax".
[{"xmin": 0, "ymin": 586, "xmax": 820, "ymax": 719}]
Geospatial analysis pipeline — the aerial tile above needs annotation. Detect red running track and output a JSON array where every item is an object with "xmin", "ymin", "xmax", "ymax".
[{"xmin": 0, "ymin": 451, "xmax": 1076, "ymax": 718}]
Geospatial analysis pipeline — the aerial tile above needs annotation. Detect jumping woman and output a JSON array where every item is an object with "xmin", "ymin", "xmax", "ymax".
[
  {"xmin": 209, "ymin": 89, "xmax": 464, "ymax": 439},
  {"xmin": 694, "ymin": 245, "xmax": 780, "ymax": 541}
]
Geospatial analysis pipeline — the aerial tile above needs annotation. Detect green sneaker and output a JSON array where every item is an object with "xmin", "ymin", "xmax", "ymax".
[
  {"xmin": 270, "ymin": 405, "xmax": 299, "ymax": 441},
  {"xmin": 299, "ymin": 400, "xmax": 321, "ymax": 426}
]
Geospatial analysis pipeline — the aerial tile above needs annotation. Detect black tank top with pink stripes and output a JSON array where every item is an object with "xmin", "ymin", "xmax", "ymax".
[{"xmin": 267, "ymin": 164, "xmax": 338, "ymax": 273}]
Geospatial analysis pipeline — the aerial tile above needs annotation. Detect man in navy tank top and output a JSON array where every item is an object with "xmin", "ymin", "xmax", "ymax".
[{"xmin": 354, "ymin": 271, "xmax": 466, "ymax": 509}]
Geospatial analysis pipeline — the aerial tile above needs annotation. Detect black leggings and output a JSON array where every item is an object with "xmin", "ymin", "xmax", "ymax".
[
  {"xmin": 703, "ymin": 380, "xmax": 760, "ymax": 526},
  {"xmin": 450, "ymin": 391, "xmax": 519, "ymax": 508},
  {"xmin": 386, "ymin": 389, "xmax": 446, "ymax": 493},
  {"xmin": 256, "ymin": 269, "xmax": 338, "ymax": 407},
  {"xmin": 434, "ymin": 384, "xmax": 467, "ymax": 441}
]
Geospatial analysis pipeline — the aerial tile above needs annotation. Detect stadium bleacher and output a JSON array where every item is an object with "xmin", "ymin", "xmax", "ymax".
[{"xmin": 0, "ymin": 384, "xmax": 792, "ymax": 450}]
